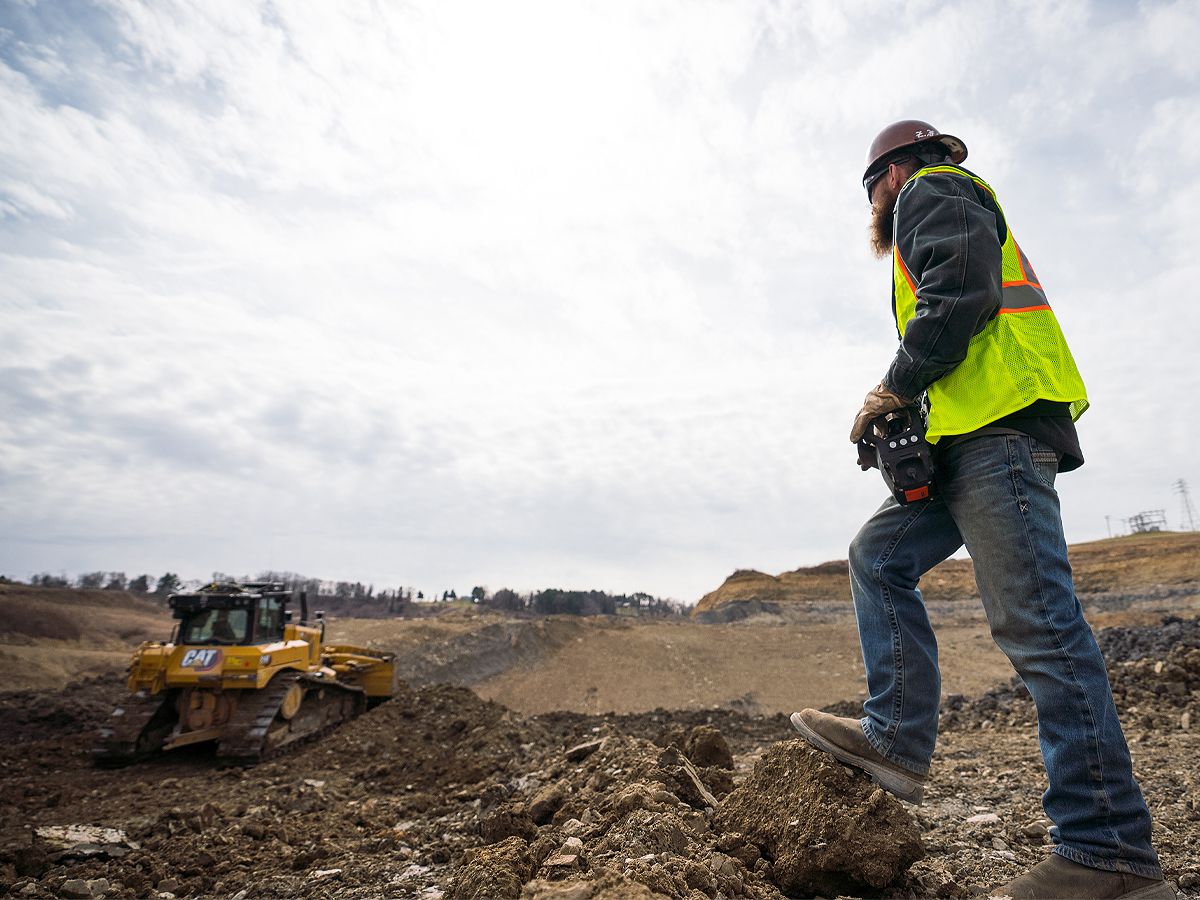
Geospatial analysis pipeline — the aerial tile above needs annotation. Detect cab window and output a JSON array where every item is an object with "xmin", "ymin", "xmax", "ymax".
[
  {"xmin": 181, "ymin": 608, "xmax": 248, "ymax": 644},
  {"xmin": 255, "ymin": 598, "xmax": 283, "ymax": 641}
]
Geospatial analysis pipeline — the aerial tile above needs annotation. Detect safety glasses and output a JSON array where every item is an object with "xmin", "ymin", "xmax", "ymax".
[
  {"xmin": 863, "ymin": 154, "xmax": 916, "ymax": 205},
  {"xmin": 863, "ymin": 167, "xmax": 888, "ymax": 204}
]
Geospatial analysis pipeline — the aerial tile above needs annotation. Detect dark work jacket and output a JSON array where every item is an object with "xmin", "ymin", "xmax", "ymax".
[
  {"xmin": 880, "ymin": 166, "xmax": 1083, "ymax": 470},
  {"xmin": 883, "ymin": 166, "xmax": 1005, "ymax": 398}
]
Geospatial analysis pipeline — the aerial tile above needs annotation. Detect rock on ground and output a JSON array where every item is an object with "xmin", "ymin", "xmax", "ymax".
[{"xmin": 714, "ymin": 739, "xmax": 924, "ymax": 896}]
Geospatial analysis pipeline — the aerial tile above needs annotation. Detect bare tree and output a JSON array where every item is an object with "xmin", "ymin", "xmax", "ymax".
[{"xmin": 77, "ymin": 571, "xmax": 105, "ymax": 589}]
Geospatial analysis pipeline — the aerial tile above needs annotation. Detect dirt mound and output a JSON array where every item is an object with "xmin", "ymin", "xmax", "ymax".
[
  {"xmin": 694, "ymin": 532, "xmax": 1200, "ymax": 617},
  {"xmin": 715, "ymin": 740, "xmax": 924, "ymax": 895},
  {"xmin": 446, "ymin": 727, "xmax": 779, "ymax": 899},
  {"xmin": 447, "ymin": 721, "xmax": 928, "ymax": 898},
  {"xmin": 0, "ymin": 679, "xmax": 550, "ymax": 899},
  {"xmin": 0, "ymin": 682, "xmax": 777, "ymax": 899},
  {"xmin": 0, "ymin": 673, "xmax": 125, "ymax": 744},
  {"xmin": 312, "ymin": 681, "xmax": 550, "ymax": 789},
  {"xmin": 1, "ymin": 671, "xmax": 1198, "ymax": 898},
  {"xmin": 449, "ymin": 835, "xmax": 538, "ymax": 899},
  {"xmin": 530, "ymin": 708, "xmax": 793, "ymax": 756},
  {"xmin": 940, "ymin": 615, "xmax": 1200, "ymax": 733},
  {"xmin": 1097, "ymin": 614, "xmax": 1200, "ymax": 662},
  {"xmin": 939, "ymin": 677, "xmax": 1033, "ymax": 731}
]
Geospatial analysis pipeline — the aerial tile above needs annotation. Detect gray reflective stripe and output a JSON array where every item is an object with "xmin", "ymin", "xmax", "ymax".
[
  {"xmin": 1014, "ymin": 244, "xmax": 1040, "ymax": 284},
  {"xmin": 999, "ymin": 281, "xmax": 1049, "ymax": 311}
]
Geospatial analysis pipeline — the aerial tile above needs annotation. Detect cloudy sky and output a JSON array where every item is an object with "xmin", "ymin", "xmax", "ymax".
[{"xmin": 2, "ymin": 0, "xmax": 1198, "ymax": 602}]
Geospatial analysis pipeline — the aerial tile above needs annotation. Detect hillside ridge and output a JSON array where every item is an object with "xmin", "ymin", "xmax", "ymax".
[{"xmin": 694, "ymin": 531, "xmax": 1200, "ymax": 618}]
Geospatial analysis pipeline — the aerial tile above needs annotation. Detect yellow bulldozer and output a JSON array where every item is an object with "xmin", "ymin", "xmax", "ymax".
[{"xmin": 94, "ymin": 580, "xmax": 396, "ymax": 765}]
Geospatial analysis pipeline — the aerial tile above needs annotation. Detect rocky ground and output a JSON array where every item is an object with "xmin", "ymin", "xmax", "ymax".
[{"xmin": 1, "ymin": 617, "xmax": 1198, "ymax": 899}]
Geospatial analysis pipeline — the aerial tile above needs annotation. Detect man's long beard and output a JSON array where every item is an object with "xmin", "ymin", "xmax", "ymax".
[{"xmin": 869, "ymin": 193, "xmax": 896, "ymax": 259}]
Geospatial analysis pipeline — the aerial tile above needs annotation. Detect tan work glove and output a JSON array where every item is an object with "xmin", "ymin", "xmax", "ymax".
[{"xmin": 850, "ymin": 381, "xmax": 911, "ymax": 443}]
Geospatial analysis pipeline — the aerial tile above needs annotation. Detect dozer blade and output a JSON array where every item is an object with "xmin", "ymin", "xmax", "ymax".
[{"xmin": 215, "ymin": 672, "xmax": 366, "ymax": 766}]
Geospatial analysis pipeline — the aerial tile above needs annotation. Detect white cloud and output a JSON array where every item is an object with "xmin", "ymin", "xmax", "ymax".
[{"xmin": 1, "ymin": 0, "xmax": 1198, "ymax": 597}]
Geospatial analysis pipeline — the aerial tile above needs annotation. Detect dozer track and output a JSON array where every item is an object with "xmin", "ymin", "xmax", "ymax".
[
  {"xmin": 216, "ymin": 672, "xmax": 366, "ymax": 765},
  {"xmin": 93, "ymin": 689, "xmax": 178, "ymax": 766}
]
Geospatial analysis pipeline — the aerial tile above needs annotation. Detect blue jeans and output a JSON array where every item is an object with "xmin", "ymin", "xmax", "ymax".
[{"xmin": 849, "ymin": 433, "xmax": 1161, "ymax": 879}]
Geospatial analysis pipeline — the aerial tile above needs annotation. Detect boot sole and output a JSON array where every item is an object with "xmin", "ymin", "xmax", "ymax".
[
  {"xmin": 789, "ymin": 712, "xmax": 925, "ymax": 805},
  {"xmin": 1120, "ymin": 883, "xmax": 1180, "ymax": 899},
  {"xmin": 989, "ymin": 877, "xmax": 1180, "ymax": 899}
]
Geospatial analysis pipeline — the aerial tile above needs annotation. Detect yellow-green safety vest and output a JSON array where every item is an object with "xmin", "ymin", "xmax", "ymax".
[{"xmin": 893, "ymin": 165, "xmax": 1088, "ymax": 442}]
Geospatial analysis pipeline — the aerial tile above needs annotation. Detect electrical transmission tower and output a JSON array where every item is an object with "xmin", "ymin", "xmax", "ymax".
[
  {"xmin": 1128, "ymin": 510, "xmax": 1168, "ymax": 534},
  {"xmin": 1176, "ymin": 479, "xmax": 1198, "ymax": 531}
]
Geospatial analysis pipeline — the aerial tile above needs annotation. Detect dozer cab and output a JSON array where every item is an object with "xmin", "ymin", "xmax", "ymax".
[{"xmin": 94, "ymin": 581, "xmax": 396, "ymax": 765}]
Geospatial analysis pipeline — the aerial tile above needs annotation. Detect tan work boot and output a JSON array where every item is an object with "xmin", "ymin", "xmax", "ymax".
[
  {"xmin": 789, "ymin": 708, "xmax": 925, "ymax": 804},
  {"xmin": 989, "ymin": 854, "xmax": 1177, "ymax": 898}
]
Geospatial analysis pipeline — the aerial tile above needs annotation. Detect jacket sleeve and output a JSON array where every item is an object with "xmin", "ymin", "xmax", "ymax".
[{"xmin": 883, "ymin": 172, "xmax": 1003, "ymax": 399}]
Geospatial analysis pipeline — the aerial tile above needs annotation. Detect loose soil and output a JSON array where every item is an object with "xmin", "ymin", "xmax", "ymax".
[{"xmin": 1, "ymin": 614, "xmax": 1198, "ymax": 898}]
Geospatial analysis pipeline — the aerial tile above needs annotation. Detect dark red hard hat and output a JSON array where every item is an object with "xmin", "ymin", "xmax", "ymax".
[{"xmin": 863, "ymin": 120, "xmax": 968, "ymax": 181}]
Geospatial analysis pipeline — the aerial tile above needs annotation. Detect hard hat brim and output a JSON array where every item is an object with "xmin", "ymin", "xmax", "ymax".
[{"xmin": 862, "ymin": 132, "xmax": 969, "ymax": 183}]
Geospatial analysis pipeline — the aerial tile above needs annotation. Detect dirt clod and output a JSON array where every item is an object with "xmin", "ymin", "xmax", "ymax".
[
  {"xmin": 715, "ymin": 740, "xmax": 924, "ymax": 895},
  {"xmin": 683, "ymin": 725, "xmax": 734, "ymax": 770},
  {"xmin": 480, "ymin": 804, "xmax": 540, "ymax": 843},
  {"xmin": 529, "ymin": 782, "xmax": 569, "ymax": 825},
  {"xmin": 448, "ymin": 836, "xmax": 535, "ymax": 900},
  {"xmin": 58, "ymin": 879, "xmax": 92, "ymax": 899}
]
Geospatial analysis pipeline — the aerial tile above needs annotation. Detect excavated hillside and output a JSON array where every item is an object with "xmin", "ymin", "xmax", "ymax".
[
  {"xmin": 0, "ymin": 584, "xmax": 171, "ymax": 690},
  {"xmin": 694, "ymin": 532, "xmax": 1200, "ymax": 621}
]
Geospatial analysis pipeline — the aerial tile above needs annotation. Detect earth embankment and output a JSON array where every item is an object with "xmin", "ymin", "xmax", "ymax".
[
  {"xmin": 693, "ymin": 531, "xmax": 1200, "ymax": 621},
  {"xmin": 0, "ymin": 584, "xmax": 171, "ymax": 691}
]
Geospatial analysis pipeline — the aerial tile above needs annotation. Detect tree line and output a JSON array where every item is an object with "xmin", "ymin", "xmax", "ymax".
[
  {"xmin": 473, "ymin": 586, "xmax": 687, "ymax": 617},
  {"xmin": 9, "ymin": 570, "xmax": 690, "ymax": 618},
  {"xmin": 25, "ymin": 571, "xmax": 181, "ymax": 595}
]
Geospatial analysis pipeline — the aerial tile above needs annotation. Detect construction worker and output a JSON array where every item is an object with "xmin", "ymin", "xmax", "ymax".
[
  {"xmin": 210, "ymin": 608, "xmax": 237, "ymax": 642},
  {"xmin": 790, "ymin": 121, "xmax": 1174, "ymax": 899}
]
